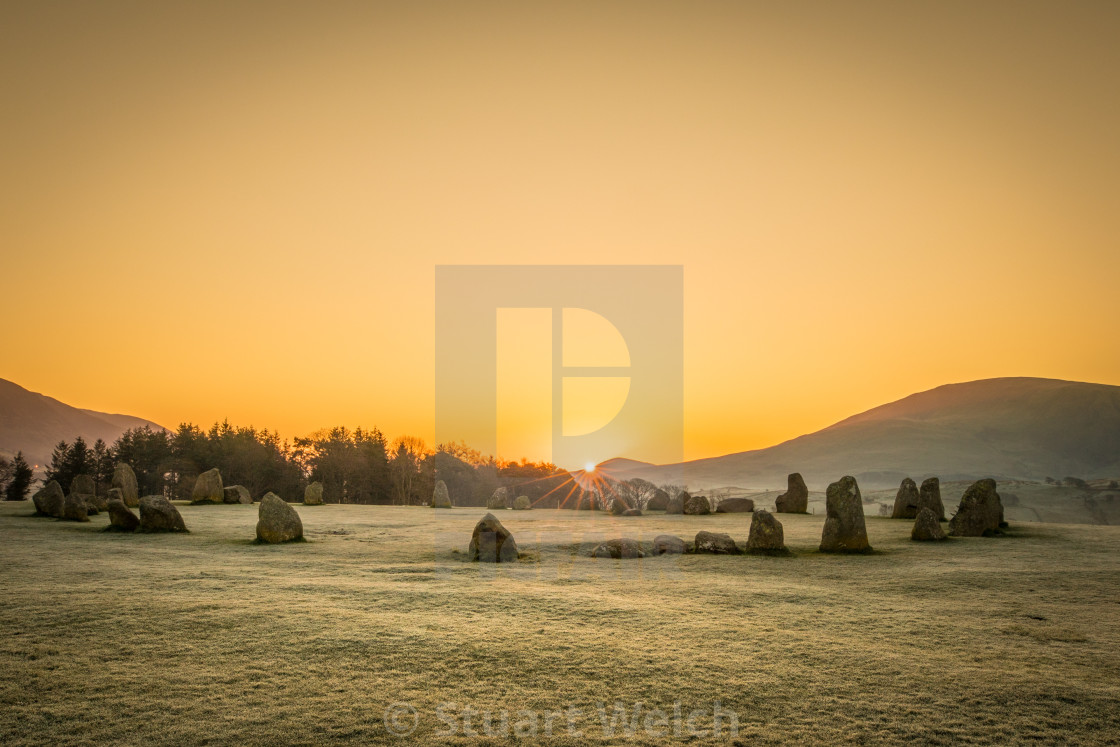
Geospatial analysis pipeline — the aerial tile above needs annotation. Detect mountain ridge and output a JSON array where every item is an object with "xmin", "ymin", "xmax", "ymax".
[
  {"xmin": 0, "ymin": 378, "xmax": 166, "ymax": 467},
  {"xmin": 598, "ymin": 377, "xmax": 1120, "ymax": 490}
]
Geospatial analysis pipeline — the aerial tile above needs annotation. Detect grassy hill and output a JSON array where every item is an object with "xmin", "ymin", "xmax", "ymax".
[
  {"xmin": 1, "ymin": 502, "xmax": 1118, "ymax": 744},
  {"xmin": 601, "ymin": 377, "xmax": 1120, "ymax": 492}
]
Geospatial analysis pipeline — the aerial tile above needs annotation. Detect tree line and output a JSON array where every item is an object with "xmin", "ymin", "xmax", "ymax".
[
  {"xmin": 40, "ymin": 422, "xmax": 584, "ymax": 506},
  {"xmin": 0, "ymin": 452, "xmax": 34, "ymax": 501}
]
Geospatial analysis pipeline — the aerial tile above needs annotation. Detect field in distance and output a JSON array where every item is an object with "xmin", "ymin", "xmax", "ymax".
[{"xmin": 2, "ymin": 502, "xmax": 1119, "ymax": 745}]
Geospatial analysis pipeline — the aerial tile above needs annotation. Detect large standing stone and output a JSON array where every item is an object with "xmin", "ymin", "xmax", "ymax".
[
  {"xmin": 33, "ymin": 481, "xmax": 65, "ymax": 517},
  {"xmin": 303, "ymin": 482, "xmax": 324, "ymax": 506},
  {"xmin": 255, "ymin": 493, "xmax": 304, "ymax": 543},
  {"xmin": 60, "ymin": 492, "xmax": 90, "ymax": 522},
  {"xmin": 683, "ymin": 494, "xmax": 711, "ymax": 515},
  {"xmin": 665, "ymin": 492, "xmax": 685, "ymax": 514},
  {"xmin": 694, "ymin": 531, "xmax": 740, "ymax": 554},
  {"xmin": 746, "ymin": 509, "xmax": 790, "ymax": 555},
  {"xmin": 891, "ymin": 477, "xmax": 921, "ymax": 519},
  {"xmin": 111, "ymin": 463, "xmax": 139, "ymax": 507},
  {"xmin": 139, "ymin": 495, "xmax": 188, "ymax": 533},
  {"xmin": 819, "ymin": 476, "xmax": 872, "ymax": 554},
  {"xmin": 223, "ymin": 485, "xmax": 252, "ymax": 504},
  {"xmin": 70, "ymin": 474, "xmax": 97, "ymax": 498},
  {"xmin": 105, "ymin": 499, "xmax": 140, "ymax": 532},
  {"xmin": 645, "ymin": 489, "xmax": 670, "ymax": 511},
  {"xmin": 716, "ymin": 497, "xmax": 755, "ymax": 513},
  {"xmin": 591, "ymin": 538, "xmax": 644, "ymax": 559},
  {"xmin": 918, "ymin": 477, "xmax": 946, "ymax": 521},
  {"xmin": 948, "ymin": 479, "xmax": 1004, "ymax": 537},
  {"xmin": 512, "ymin": 495, "xmax": 531, "ymax": 510},
  {"xmin": 190, "ymin": 468, "xmax": 224, "ymax": 504},
  {"xmin": 775, "ymin": 472, "xmax": 809, "ymax": 513},
  {"xmin": 431, "ymin": 480, "xmax": 453, "ymax": 508},
  {"xmin": 911, "ymin": 507, "xmax": 947, "ymax": 541},
  {"xmin": 651, "ymin": 535, "xmax": 686, "ymax": 555},
  {"xmin": 487, "ymin": 487, "xmax": 512, "ymax": 510},
  {"xmin": 468, "ymin": 512, "xmax": 518, "ymax": 562}
]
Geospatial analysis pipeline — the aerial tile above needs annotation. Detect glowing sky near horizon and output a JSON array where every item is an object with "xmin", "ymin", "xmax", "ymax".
[{"xmin": 2, "ymin": 1, "xmax": 1118, "ymax": 466}]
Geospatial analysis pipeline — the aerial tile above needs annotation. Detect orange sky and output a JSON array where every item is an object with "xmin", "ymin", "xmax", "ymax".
[{"xmin": 2, "ymin": 1, "xmax": 1118, "ymax": 467}]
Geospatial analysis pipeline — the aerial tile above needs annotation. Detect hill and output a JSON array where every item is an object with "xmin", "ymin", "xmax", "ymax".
[
  {"xmin": 599, "ymin": 377, "xmax": 1120, "ymax": 491},
  {"xmin": 0, "ymin": 378, "xmax": 166, "ymax": 468}
]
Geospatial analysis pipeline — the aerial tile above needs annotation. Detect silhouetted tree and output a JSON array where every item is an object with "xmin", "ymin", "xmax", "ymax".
[{"xmin": 5, "ymin": 453, "xmax": 33, "ymax": 501}]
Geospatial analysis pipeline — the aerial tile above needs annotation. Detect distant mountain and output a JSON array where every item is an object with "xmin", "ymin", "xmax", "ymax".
[
  {"xmin": 598, "ymin": 377, "xmax": 1120, "ymax": 491},
  {"xmin": 0, "ymin": 378, "xmax": 166, "ymax": 468}
]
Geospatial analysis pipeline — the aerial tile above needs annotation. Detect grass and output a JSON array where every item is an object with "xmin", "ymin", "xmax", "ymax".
[{"xmin": 1, "ymin": 501, "xmax": 1119, "ymax": 745}]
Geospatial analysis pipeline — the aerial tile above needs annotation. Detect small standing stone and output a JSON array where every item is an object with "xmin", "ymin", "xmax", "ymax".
[
  {"xmin": 60, "ymin": 492, "xmax": 90, "ymax": 522},
  {"xmin": 683, "ymin": 494, "xmax": 711, "ymax": 515},
  {"xmin": 694, "ymin": 531, "xmax": 740, "ymax": 554},
  {"xmin": 191, "ymin": 468, "xmax": 224, "ymax": 504},
  {"xmin": 139, "ymin": 496, "xmax": 188, "ymax": 533},
  {"xmin": 469, "ymin": 513, "xmax": 518, "ymax": 562},
  {"xmin": 775, "ymin": 472, "xmax": 809, "ymax": 513},
  {"xmin": 431, "ymin": 480, "xmax": 453, "ymax": 508},
  {"xmin": 652, "ymin": 535, "xmax": 686, "ymax": 555},
  {"xmin": 223, "ymin": 485, "xmax": 252, "ymax": 504},
  {"xmin": 665, "ymin": 492, "xmax": 685, "ymax": 514},
  {"xmin": 948, "ymin": 479, "xmax": 1004, "ymax": 537},
  {"xmin": 911, "ymin": 507, "xmax": 947, "ymax": 541},
  {"xmin": 487, "ymin": 487, "xmax": 512, "ymax": 510},
  {"xmin": 918, "ymin": 477, "xmax": 946, "ymax": 521},
  {"xmin": 716, "ymin": 497, "xmax": 755, "ymax": 513},
  {"xmin": 303, "ymin": 482, "xmax": 324, "ymax": 506},
  {"xmin": 591, "ymin": 538, "xmax": 644, "ymax": 559},
  {"xmin": 746, "ymin": 509, "xmax": 791, "ymax": 555},
  {"xmin": 512, "ymin": 495, "xmax": 531, "ymax": 510},
  {"xmin": 645, "ymin": 489, "xmax": 670, "ymax": 511},
  {"xmin": 819, "ymin": 476, "xmax": 872, "ymax": 554},
  {"xmin": 891, "ymin": 477, "xmax": 921, "ymax": 519},
  {"xmin": 112, "ymin": 463, "xmax": 140, "ymax": 507},
  {"xmin": 33, "ymin": 481, "xmax": 65, "ymax": 517},
  {"xmin": 105, "ymin": 499, "xmax": 140, "ymax": 532},
  {"xmin": 255, "ymin": 493, "xmax": 304, "ymax": 543}
]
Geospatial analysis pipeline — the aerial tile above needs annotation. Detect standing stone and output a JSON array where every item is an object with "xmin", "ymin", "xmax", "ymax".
[
  {"xmin": 487, "ymin": 487, "xmax": 512, "ymax": 510},
  {"xmin": 60, "ymin": 492, "xmax": 90, "ymax": 522},
  {"xmin": 512, "ymin": 495, "xmax": 531, "ymax": 510},
  {"xmin": 84, "ymin": 491, "xmax": 108, "ymax": 513},
  {"xmin": 652, "ymin": 535, "xmax": 687, "ymax": 555},
  {"xmin": 105, "ymin": 499, "xmax": 140, "ymax": 532},
  {"xmin": 716, "ymin": 497, "xmax": 755, "ymax": 513},
  {"xmin": 608, "ymin": 496, "xmax": 637, "ymax": 515},
  {"xmin": 139, "ymin": 495, "xmax": 188, "ymax": 533},
  {"xmin": 70, "ymin": 474, "xmax": 97, "ymax": 498},
  {"xmin": 694, "ymin": 531, "xmax": 740, "ymax": 554},
  {"xmin": 911, "ymin": 507, "xmax": 947, "ymax": 541},
  {"xmin": 645, "ymin": 489, "xmax": 670, "ymax": 511},
  {"xmin": 918, "ymin": 477, "xmax": 946, "ymax": 521},
  {"xmin": 111, "ymin": 463, "xmax": 139, "ymax": 507},
  {"xmin": 190, "ymin": 468, "xmax": 224, "ymax": 504},
  {"xmin": 665, "ymin": 492, "xmax": 685, "ymax": 514},
  {"xmin": 255, "ymin": 493, "xmax": 304, "ymax": 543},
  {"xmin": 431, "ymin": 480, "xmax": 453, "ymax": 508},
  {"xmin": 948, "ymin": 479, "xmax": 1005, "ymax": 537},
  {"xmin": 468, "ymin": 512, "xmax": 518, "ymax": 562},
  {"xmin": 746, "ymin": 509, "xmax": 790, "ymax": 555},
  {"xmin": 819, "ymin": 476, "xmax": 872, "ymax": 554},
  {"xmin": 33, "ymin": 481, "xmax": 65, "ymax": 517},
  {"xmin": 303, "ymin": 482, "xmax": 324, "ymax": 506},
  {"xmin": 891, "ymin": 477, "xmax": 921, "ymax": 519},
  {"xmin": 223, "ymin": 485, "xmax": 252, "ymax": 504},
  {"xmin": 591, "ymin": 538, "xmax": 644, "ymax": 559},
  {"xmin": 683, "ymin": 494, "xmax": 711, "ymax": 515},
  {"xmin": 775, "ymin": 472, "xmax": 809, "ymax": 513}
]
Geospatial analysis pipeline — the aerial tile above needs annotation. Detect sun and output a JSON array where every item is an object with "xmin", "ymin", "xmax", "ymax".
[{"xmin": 584, "ymin": 462, "xmax": 596, "ymax": 473}]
